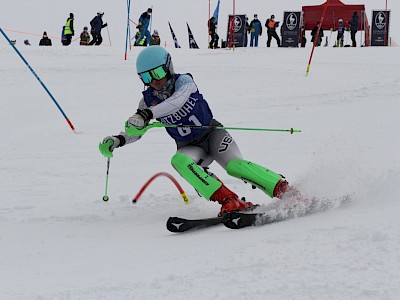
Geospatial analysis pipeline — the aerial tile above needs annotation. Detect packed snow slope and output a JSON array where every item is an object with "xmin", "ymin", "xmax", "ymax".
[{"xmin": 1, "ymin": 40, "xmax": 400, "ymax": 299}]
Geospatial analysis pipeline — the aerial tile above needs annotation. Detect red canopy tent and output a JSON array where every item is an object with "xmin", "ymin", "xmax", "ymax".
[{"xmin": 302, "ymin": 0, "xmax": 370, "ymax": 45}]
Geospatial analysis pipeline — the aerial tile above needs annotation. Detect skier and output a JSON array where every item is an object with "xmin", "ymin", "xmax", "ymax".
[
  {"xmin": 249, "ymin": 14, "xmax": 262, "ymax": 47},
  {"xmin": 334, "ymin": 19, "xmax": 345, "ymax": 47},
  {"xmin": 89, "ymin": 11, "xmax": 108, "ymax": 46},
  {"xmin": 99, "ymin": 46, "xmax": 291, "ymax": 217},
  {"xmin": 63, "ymin": 13, "xmax": 74, "ymax": 46},
  {"xmin": 265, "ymin": 15, "xmax": 281, "ymax": 47},
  {"xmin": 135, "ymin": 8, "xmax": 152, "ymax": 46}
]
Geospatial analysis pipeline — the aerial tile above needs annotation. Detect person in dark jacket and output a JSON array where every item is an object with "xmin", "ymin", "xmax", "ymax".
[
  {"xmin": 348, "ymin": 11, "xmax": 359, "ymax": 47},
  {"xmin": 63, "ymin": 13, "xmax": 74, "ymax": 46},
  {"xmin": 135, "ymin": 8, "xmax": 152, "ymax": 46},
  {"xmin": 89, "ymin": 11, "xmax": 108, "ymax": 46},
  {"xmin": 150, "ymin": 30, "xmax": 161, "ymax": 46},
  {"xmin": 208, "ymin": 16, "xmax": 219, "ymax": 49},
  {"xmin": 265, "ymin": 15, "xmax": 281, "ymax": 47},
  {"xmin": 39, "ymin": 32, "xmax": 52, "ymax": 46},
  {"xmin": 80, "ymin": 27, "xmax": 91, "ymax": 45},
  {"xmin": 243, "ymin": 17, "xmax": 250, "ymax": 47},
  {"xmin": 311, "ymin": 22, "xmax": 324, "ymax": 46},
  {"xmin": 299, "ymin": 26, "xmax": 306, "ymax": 47},
  {"xmin": 249, "ymin": 14, "xmax": 262, "ymax": 47}
]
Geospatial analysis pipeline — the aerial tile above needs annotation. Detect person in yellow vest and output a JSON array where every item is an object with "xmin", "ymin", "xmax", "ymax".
[
  {"xmin": 63, "ymin": 13, "xmax": 75, "ymax": 46},
  {"xmin": 265, "ymin": 14, "xmax": 281, "ymax": 47}
]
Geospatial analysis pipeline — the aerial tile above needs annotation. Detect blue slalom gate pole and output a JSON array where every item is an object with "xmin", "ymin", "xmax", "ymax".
[
  {"xmin": 0, "ymin": 27, "xmax": 76, "ymax": 132},
  {"xmin": 124, "ymin": 0, "xmax": 131, "ymax": 60}
]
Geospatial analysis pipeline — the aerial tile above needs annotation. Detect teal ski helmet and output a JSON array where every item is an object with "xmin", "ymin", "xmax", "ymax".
[{"xmin": 136, "ymin": 46, "xmax": 174, "ymax": 84}]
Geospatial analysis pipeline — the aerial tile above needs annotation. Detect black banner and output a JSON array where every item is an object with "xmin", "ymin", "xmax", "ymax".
[
  {"xmin": 226, "ymin": 15, "xmax": 246, "ymax": 47},
  {"xmin": 186, "ymin": 23, "xmax": 199, "ymax": 49},
  {"xmin": 168, "ymin": 22, "xmax": 181, "ymax": 48},
  {"xmin": 281, "ymin": 11, "xmax": 301, "ymax": 48},
  {"xmin": 371, "ymin": 10, "xmax": 391, "ymax": 46}
]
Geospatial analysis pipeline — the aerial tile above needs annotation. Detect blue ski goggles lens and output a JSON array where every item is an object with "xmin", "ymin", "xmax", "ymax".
[{"xmin": 138, "ymin": 65, "xmax": 167, "ymax": 84}]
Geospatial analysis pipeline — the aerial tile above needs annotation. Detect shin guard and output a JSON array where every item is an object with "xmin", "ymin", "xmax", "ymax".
[
  {"xmin": 171, "ymin": 153, "xmax": 222, "ymax": 200},
  {"xmin": 226, "ymin": 158, "xmax": 282, "ymax": 198}
]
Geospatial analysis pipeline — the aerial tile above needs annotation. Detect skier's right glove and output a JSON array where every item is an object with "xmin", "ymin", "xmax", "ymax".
[{"xmin": 99, "ymin": 135, "xmax": 126, "ymax": 158}]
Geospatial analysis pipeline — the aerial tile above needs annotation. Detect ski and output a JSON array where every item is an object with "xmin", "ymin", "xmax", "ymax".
[
  {"xmin": 166, "ymin": 216, "xmax": 223, "ymax": 233},
  {"xmin": 224, "ymin": 194, "xmax": 351, "ymax": 229},
  {"xmin": 223, "ymin": 211, "xmax": 278, "ymax": 229}
]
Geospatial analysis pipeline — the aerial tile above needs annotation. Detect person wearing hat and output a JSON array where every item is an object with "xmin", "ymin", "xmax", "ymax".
[
  {"xmin": 63, "ymin": 13, "xmax": 74, "ymax": 46},
  {"xmin": 150, "ymin": 30, "xmax": 161, "ymax": 46},
  {"xmin": 135, "ymin": 8, "xmax": 152, "ymax": 46},
  {"xmin": 39, "ymin": 31, "xmax": 52, "ymax": 46},
  {"xmin": 265, "ymin": 14, "xmax": 281, "ymax": 47},
  {"xmin": 249, "ymin": 14, "xmax": 262, "ymax": 47},
  {"xmin": 80, "ymin": 26, "xmax": 91, "ymax": 45},
  {"xmin": 89, "ymin": 11, "xmax": 108, "ymax": 46},
  {"xmin": 334, "ymin": 19, "xmax": 346, "ymax": 47}
]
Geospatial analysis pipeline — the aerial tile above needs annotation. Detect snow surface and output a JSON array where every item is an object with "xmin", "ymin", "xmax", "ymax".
[{"xmin": 1, "ymin": 1, "xmax": 400, "ymax": 300}]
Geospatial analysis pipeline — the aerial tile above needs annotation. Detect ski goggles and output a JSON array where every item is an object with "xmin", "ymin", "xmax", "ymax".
[{"xmin": 138, "ymin": 65, "xmax": 167, "ymax": 84}]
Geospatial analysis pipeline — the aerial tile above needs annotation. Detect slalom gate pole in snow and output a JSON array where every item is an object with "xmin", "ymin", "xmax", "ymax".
[
  {"xmin": 306, "ymin": 3, "xmax": 328, "ymax": 76},
  {"xmin": 125, "ymin": 122, "xmax": 301, "ymax": 137},
  {"xmin": 106, "ymin": 25, "xmax": 112, "ymax": 46},
  {"xmin": 133, "ymin": 172, "xmax": 189, "ymax": 204},
  {"xmin": 102, "ymin": 158, "xmax": 111, "ymax": 201},
  {"xmin": 0, "ymin": 27, "xmax": 76, "ymax": 133}
]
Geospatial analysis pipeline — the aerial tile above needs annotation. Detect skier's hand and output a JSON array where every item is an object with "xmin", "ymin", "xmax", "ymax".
[
  {"xmin": 99, "ymin": 135, "xmax": 125, "ymax": 158},
  {"xmin": 104, "ymin": 23, "xmax": 108, "ymax": 27},
  {"xmin": 127, "ymin": 109, "xmax": 153, "ymax": 129}
]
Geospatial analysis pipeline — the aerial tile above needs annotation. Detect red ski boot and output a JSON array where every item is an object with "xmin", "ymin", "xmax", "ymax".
[
  {"xmin": 273, "ymin": 179, "xmax": 289, "ymax": 199},
  {"xmin": 210, "ymin": 184, "xmax": 254, "ymax": 216}
]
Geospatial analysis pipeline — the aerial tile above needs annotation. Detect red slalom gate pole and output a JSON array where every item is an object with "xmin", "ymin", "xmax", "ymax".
[
  {"xmin": 306, "ymin": 3, "xmax": 328, "ymax": 76},
  {"xmin": 133, "ymin": 172, "xmax": 189, "ymax": 204}
]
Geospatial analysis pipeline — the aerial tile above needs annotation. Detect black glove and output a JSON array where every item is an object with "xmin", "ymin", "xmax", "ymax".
[
  {"xmin": 136, "ymin": 109, "xmax": 153, "ymax": 123},
  {"xmin": 104, "ymin": 23, "xmax": 108, "ymax": 27}
]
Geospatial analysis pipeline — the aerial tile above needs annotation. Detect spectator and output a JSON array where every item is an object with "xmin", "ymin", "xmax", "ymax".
[
  {"xmin": 311, "ymin": 22, "xmax": 324, "ymax": 47},
  {"xmin": 134, "ymin": 31, "xmax": 147, "ymax": 46},
  {"xmin": 334, "ymin": 19, "xmax": 345, "ymax": 47},
  {"xmin": 39, "ymin": 32, "xmax": 52, "ymax": 46},
  {"xmin": 348, "ymin": 11, "xmax": 359, "ymax": 47},
  {"xmin": 249, "ymin": 14, "xmax": 262, "ymax": 47},
  {"xmin": 79, "ymin": 27, "xmax": 91, "ymax": 45},
  {"xmin": 63, "ymin": 13, "xmax": 74, "ymax": 46},
  {"xmin": 135, "ymin": 8, "xmax": 152, "ymax": 46},
  {"xmin": 243, "ymin": 17, "xmax": 250, "ymax": 47},
  {"xmin": 89, "ymin": 11, "xmax": 108, "ymax": 46},
  {"xmin": 265, "ymin": 14, "xmax": 281, "ymax": 47},
  {"xmin": 300, "ymin": 26, "xmax": 306, "ymax": 47},
  {"xmin": 150, "ymin": 30, "xmax": 161, "ymax": 46},
  {"xmin": 208, "ymin": 16, "xmax": 219, "ymax": 49}
]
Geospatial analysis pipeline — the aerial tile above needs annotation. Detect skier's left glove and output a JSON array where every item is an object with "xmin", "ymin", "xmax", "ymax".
[{"xmin": 127, "ymin": 109, "xmax": 153, "ymax": 129}]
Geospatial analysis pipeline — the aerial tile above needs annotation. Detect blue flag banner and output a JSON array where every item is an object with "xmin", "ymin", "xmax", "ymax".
[
  {"xmin": 187, "ymin": 23, "xmax": 199, "ymax": 49},
  {"xmin": 213, "ymin": 0, "xmax": 220, "ymax": 22}
]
